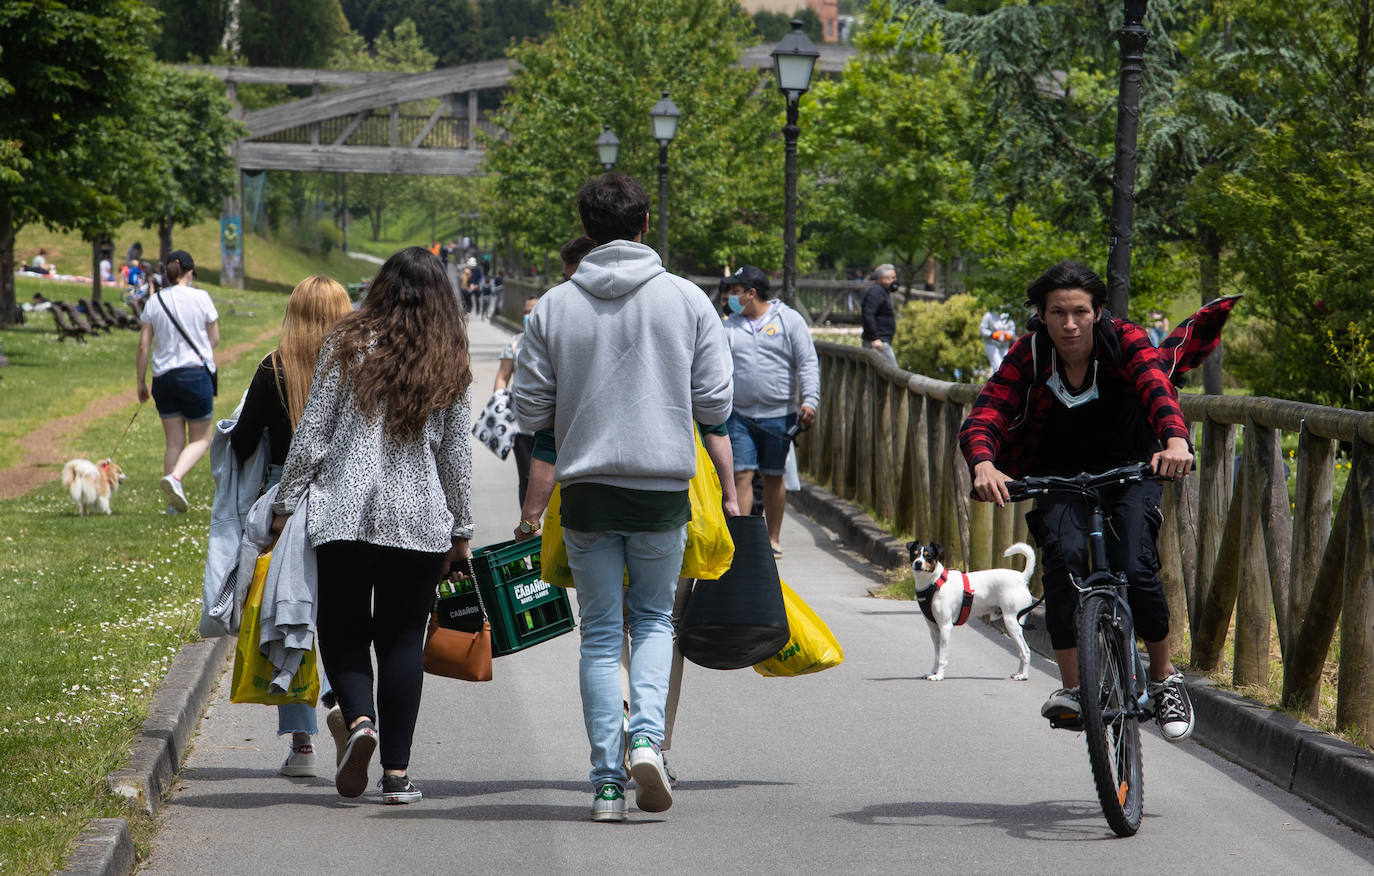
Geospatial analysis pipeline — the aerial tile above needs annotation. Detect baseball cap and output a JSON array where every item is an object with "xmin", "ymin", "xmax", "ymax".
[
  {"xmin": 725, "ymin": 265, "xmax": 769, "ymax": 296},
  {"xmin": 166, "ymin": 250, "xmax": 195, "ymax": 272}
]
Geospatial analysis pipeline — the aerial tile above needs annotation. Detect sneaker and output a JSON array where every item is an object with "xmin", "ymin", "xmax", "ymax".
[
  {"xmin": 160, "ymin": 474, "xmax": 188, "ymax": 512},
  {"xmin": 771, "ymin": 542, "xmax": 783, "ymax": 560},
  {"xmin": 326, "ymin": 705, "xmax": 349, "ymax": 767},
  {"xmin": 280, "ymin": 742, "xmax": 317, "ymax": 777},
  {"xmin": 1148, "ymin": 672, "xmax": 1195, "ymax": 742},
  {"xmin": 628, "ymin": 735, "xmax": 673, "ymax": 813},
  {"xmin": 1040, "ymin": 687, "xmax": 1081, "ymax": 720},
  {"xmin": 335, "ymin": 719, "xmax": 377, "ymax": 798},
  {"xmin": 662, "ymin": 753, "xmax": 677, "ymax": 786},
  {"xmin": 164, "ymin": 504, "xmax": 184, "ymax": 515},
  {"xmin": 379, "ymin": 773, "xmax": 422, "ymax": 804},
  {"xmin": 592, "ymin": 783, "xmax": 626, "ymax": 822}
]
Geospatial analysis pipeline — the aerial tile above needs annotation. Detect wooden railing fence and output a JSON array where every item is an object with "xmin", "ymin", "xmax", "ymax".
[{"xmin": 798, "ymin": 341, "xmax": 1374, "ymax": 739}]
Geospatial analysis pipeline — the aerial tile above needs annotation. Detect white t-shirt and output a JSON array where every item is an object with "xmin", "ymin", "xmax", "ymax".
[{"xmin": 139, "ymin": 284, "xmax": 219, "ymax": 376}]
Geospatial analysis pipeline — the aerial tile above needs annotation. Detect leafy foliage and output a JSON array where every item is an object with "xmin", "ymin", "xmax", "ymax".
[
  {"xmin": 240, "ymin": 0, "xmax": 350, "ymax": 68},
  {"xmin": 486, "ymin": 0, "xmax": 786, "ymax": 271},
  {"xmin": 340, "ymin": 0, "xmax": 556, "ymax": 67},
  {"xmin": 892, "ymin": 292, "xmax": 987, "ymax": 381}
]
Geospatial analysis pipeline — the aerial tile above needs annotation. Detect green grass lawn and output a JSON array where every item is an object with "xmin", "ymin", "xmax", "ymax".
[{"xmin": 0, "ymin": 282, "xmax": 289, "ymax": 872}]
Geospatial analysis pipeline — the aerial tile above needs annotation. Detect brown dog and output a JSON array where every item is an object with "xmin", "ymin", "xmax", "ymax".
[{"xmin": 60, "ymin": 458, "xmax": 126, "ymax": 515}]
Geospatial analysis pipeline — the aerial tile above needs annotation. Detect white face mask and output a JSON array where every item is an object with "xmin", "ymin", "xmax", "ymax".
[{"xmin": 1046, "ymin": 350, "xmax": 1099, "ymax": 408}]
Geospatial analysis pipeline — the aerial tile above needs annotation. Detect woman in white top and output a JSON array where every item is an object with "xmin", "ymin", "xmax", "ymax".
[{"xmin": 136, "ymin": 250, "xmax": 219, "ymax": 513}]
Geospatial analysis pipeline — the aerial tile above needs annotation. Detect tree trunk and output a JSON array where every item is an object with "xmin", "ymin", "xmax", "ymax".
[
  {"xmin": 1198, "ymin": 226, "xmax": 1224, "ymax": 395},
  {"xmin": 0, "ymin": 204, "xmax": 19, "ymax": 327},
  {"xmin": 91, "ymin": 239, "xmax": 103, "ymax": 303},
  {"xmin": 158, "ymin": 211, "xmax": 174, "ymax": 268}
]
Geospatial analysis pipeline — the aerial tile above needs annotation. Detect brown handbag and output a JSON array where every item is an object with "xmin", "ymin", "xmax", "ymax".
[{"xmin": 422, "ymin": 558, "xmax": 493, "ymax": 682}]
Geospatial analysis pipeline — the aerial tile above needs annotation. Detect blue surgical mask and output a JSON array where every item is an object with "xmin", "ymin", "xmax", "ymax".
[
  {"xmin": 523, "ymin": 315, "xmax": 531, "ymax": 331},
  {"xmin": 727, "ymin": 294, "xmax": 743, "ymax": 314}
]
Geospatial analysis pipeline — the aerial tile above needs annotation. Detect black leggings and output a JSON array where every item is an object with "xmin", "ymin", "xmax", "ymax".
[
  {"xmin": 315, "ymin": 540, "xmax": 445, "ymax": 771},
  {"xmin": 1025, "ymin": 479, "xmax": 1170, "ymax": 651}
]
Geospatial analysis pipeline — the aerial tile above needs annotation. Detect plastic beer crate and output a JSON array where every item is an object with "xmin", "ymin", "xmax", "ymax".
[{"xmin": 437, "ymin": 538, "xmax": 574, "ymax": 657}]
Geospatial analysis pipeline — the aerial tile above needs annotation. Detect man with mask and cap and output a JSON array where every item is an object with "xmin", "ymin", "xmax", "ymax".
[{"xmin": 721, "ymin": 265, "xmax": 819, "ymax": 559}]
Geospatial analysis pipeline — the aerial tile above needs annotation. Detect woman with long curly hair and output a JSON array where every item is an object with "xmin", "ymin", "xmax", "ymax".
[
  {"xmin": 272, "ymin": 247, "xmax": 474, "ymax": 804},
  {"xmin": 230, "ymin": 275, "xmax": 352, "ymax": 779}
]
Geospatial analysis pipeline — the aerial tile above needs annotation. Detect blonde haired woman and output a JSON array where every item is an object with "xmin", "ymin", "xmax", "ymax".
[{"xmin": 230, "ymin": 275, "xmax": 353, "ymax": 778}]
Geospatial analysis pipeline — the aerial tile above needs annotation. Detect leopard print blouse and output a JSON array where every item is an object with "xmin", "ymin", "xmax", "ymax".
[{"xmin": 272, "ymin": 342, "xmax": 474, "ymax": 553}]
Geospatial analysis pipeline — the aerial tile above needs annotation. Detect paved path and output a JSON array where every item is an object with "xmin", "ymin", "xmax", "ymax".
[{"xmin": 142, "ymin": 316, "xmax": 1374, "ymax": 875}]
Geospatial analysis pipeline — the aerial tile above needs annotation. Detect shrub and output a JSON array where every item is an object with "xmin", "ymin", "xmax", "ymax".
[{"xmin": 893, "ymin": 293, "xmax": 986, "ymax": 382}]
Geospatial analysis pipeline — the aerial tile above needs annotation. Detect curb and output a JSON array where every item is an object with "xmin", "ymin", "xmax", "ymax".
[
  {"xmin": 788, "ymin": 483, "xmax": 1374, "ymax": 835},
  {"xmin": 61, "ymin": 635, "xmax": 233, "ymax": 875}
]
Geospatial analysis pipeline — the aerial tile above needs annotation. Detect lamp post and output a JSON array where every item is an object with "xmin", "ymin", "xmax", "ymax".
[
  {"xmin": 595, "ymin": 124, "xmax": 620, "ymax": 172},
  {"xmin": 1106, "ymin": 0, "xmax": 1149, "ymax": 316},
  {"xmin": 771, "ymin": 20, "xmax": 819, "ymax": 310},
  {"xmin": 649, "ymin": 90, "xmax": 681, "ymax": 264}
]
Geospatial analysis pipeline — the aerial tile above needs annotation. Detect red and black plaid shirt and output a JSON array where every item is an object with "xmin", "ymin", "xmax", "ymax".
[{"xmin": 959, "ymin": 317, "xmax": 1191, "ymax": 478}]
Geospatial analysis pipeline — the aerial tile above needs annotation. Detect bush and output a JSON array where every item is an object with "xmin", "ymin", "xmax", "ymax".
[{"xmin": 893, "ymin": 293, "xmax": 986, "ymax": 382}]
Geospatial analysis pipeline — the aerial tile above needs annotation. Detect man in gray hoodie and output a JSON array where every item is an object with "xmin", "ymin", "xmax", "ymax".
[
  {"xmin": 512, "ymin": 172, "xmax": 736, "ymax": 823},
  {"xmin": 722, "ymin": 265, "xmax": 819, "ymax": 558}
]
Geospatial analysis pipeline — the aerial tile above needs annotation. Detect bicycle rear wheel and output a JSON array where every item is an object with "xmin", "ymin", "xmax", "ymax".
[{"xmin": 1077, "ymin": 593, "xmax": 1144, "ymax": 837}]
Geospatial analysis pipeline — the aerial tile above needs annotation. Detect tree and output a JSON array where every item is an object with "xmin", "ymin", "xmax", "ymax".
[
  {"xmin": 240, "ymin": 0, "xmax": 349, "ymax": 68},
  {"xmin": 0, "ymin": 0, "xmax": 160, "ymax": 326},
  {"xmin": 150, "ymin": 0, "xmax": 231, "ymax": 63},
  {"xmin": 486, "ymin": 0, "xmax": 785, "ymax": 273},
  {"xmin": 135, "ymin": 68, "xmax": 246, "ymax": 266},
  {"xmin": 341, "ymin": 0, "xmax": 557, "ymax": 67}
]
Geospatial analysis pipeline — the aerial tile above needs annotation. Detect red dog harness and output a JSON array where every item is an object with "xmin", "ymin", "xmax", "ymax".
[{"xmin": 915, "ymin": 568, "xmax": 976, "ymax": 626}]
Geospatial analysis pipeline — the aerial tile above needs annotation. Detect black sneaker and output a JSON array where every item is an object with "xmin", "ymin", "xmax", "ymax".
[
  {"xmin": 1148, "ymin": 672, "xmax": 1195, "ymax": 742},
  {"xmin": 335, "ymin": 719, "xmax": 377, "ymax": 798},
  {"xmin": 379, "ymin": 773, "xmax": 422, "ymax": 804}
]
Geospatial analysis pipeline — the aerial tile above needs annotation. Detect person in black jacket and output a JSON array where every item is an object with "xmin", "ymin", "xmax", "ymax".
[{"xmin": 860, "ymin": 264, "xmax": 898, "ymax": 365}]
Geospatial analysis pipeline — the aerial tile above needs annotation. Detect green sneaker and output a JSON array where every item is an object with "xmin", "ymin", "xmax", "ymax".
[
  {"xmin": 592, "ymin": 783, "xmax": 626, "ymax": 822},
  {"xmin": 628, "ymin": 736, "xmax": 673, "ymax": 813}
]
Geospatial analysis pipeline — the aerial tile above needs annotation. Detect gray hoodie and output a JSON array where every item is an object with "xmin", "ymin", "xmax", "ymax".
[
  {"xmin": 724, "ymin": 300, "xmax": 820, "ymax": 419},
  {"xmin": 514, "ymin": 240, "xmax": 732, "ymax": 492}
]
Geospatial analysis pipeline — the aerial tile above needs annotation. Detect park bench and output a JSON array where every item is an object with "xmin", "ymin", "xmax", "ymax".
[
  {"xmin": 56, "ymin": 301, "xmax": 98, "ymax": 336},
  {"xmin": 102, "ymin": 300, "xmax": 138, "ymax": 329},
  {"xmin": 78, "ymin": 299, "xmax": 112, "ymax": 332}
]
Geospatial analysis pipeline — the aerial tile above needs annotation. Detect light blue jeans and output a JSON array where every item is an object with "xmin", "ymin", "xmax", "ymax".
[
  {"xmin": 564, "ymin": 526, "xmax": 687, "ymax": 790},
  {"xmin": 265, "ymin": 463, "xmax": 332, "ymax": 737}
]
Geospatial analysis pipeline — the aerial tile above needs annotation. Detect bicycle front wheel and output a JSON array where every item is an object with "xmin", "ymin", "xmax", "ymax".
[{"xmin": 1077, "ymin": 593, "xmax": 1144, "ymax": 837}]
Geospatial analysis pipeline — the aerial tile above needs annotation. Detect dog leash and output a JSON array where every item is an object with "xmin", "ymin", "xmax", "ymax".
[{"xmin": 109, "ymin": 400, "xmax": 146, "ymax": 460}]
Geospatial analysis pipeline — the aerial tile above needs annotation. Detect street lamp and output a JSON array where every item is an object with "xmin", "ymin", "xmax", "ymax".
[
  {"xmin": 1106, "ymin": 0, "xmax": 1149, "ymax": 316},
  {"xmin": 595, "ymin": 124, "xmax": 620, "ymax": 171},
  {"xmin": 649, "ymin": 90, "xmax": 681, "ymax": 264},
  {"xmin": 770, "ymin": 20, "xmax": 819, "ymax": 310}
]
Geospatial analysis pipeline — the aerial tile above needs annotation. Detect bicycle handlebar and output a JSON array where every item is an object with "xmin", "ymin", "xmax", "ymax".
[{"xmin": 1005, "ymin": 463, "xmax": 1158, "ymax": 503}]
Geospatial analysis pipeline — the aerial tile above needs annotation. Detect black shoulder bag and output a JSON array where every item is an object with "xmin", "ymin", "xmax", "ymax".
[{"xmin": 155, "ymin": 291, "xmax": 218, "ymax": 396}]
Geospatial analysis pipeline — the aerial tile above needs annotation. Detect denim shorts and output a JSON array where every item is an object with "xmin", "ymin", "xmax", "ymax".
[
  {"xmin": 152, "ymin": 366, "xmax": 214, "ymax": 422},
  {"xmin": 727, "ymin": 411, "xmax": 796, "ymax": 476}
]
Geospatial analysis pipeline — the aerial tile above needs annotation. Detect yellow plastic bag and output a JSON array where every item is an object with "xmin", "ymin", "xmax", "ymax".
[
  {"xmin": 753, "ymin": 581, "xmax": 844, "ymax": 677},
  {"xmin": 230, "ymin": 550, "xmax": 320, "ymax": 705},
  {"xmin": 541, "ymin": 428, "xmax": 734, "ymax": 588}
]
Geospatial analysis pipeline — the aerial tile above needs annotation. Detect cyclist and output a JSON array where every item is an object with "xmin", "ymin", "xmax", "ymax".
[{"xmin": 958, "ymin": 260, "xmax": 1196, "ymax": 742}]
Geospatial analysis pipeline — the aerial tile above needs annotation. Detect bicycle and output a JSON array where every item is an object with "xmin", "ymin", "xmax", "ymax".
[{"xmin": 1005, "ymin": 462, "xmax": 1164, "ymax": 838}]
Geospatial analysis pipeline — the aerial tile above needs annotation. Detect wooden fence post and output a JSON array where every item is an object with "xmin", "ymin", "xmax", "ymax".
[
  {"xmin": 1194, "ymin": 418, "xmax": 1235, "ymax": 633},
  {"xmin": 1234, "ymin": 421, "xmax": 1272, "ymax": 688},
  {"xmin": 1336, "ymin": 438, "xmax": 1374, "ymax": 739},
  {"xmin": 1157, "ymin": 483, "xmax": 1189, "ymax": 659},
  {"xmin": 1288, "ymin": 424, "xmax": 1335, "ymax": 659}
]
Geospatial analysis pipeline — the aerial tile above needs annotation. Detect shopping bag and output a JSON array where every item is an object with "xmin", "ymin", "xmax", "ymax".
[
  {"xmin": 230, "ymin": 550, "xmax": 320, "ymax": 705},
  {"xmin": 472, "ymin": 388, "xmax": 518, "ymax": 460},
  {"xmin": 541, "ymin": 428, "xmax": 733, "ymax": 587},
  {"xmin": 682, "ymin": 431, "xmax": 734, "ymax": 579},
  {"xmin": 678, "ymin": 515, "xmax": 790, "ymax": 670},
  {"xmin": 753, "ymin": 580, "xmax": 844, "ymax": 677}
]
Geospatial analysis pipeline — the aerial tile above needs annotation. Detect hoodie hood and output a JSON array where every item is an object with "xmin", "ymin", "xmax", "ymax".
[{"xmin": 571, "ymin": 240, "xmax": 665, "ymax": 300}]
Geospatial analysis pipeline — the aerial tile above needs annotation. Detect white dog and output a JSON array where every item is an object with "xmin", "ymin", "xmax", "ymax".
[
  {"xmin": 907, "ymin": 540, "xmax": 1042, "ymax": 681},
  {"xmin": 60, "ymin": 458, "xmax": 126, "ymax": 516}
]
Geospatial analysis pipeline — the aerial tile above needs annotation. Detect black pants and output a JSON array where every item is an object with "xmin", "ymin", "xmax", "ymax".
[
  {"xmin": 1026, "ymin": 479, "xmax": 1170, "ymax": 650},
  {"xmin": 513, "ymin": 432, "xmax": 535, "ymax": 509},
  {"xmin": 315, "ymin": 540, "xmax": 445, "ymax": 771}
]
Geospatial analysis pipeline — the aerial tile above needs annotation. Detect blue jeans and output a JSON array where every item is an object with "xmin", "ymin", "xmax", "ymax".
[{"xmin": 564, "ymin": 526, "xmax": 687, "ymax": 790}]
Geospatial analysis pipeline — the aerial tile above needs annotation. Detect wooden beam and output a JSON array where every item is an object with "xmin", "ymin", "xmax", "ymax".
[
  {"xmin": 182, "ymin": 65, "xmax": 408, "ymax": 87},
  {"xmin": 240, "ymin": 60, "xmax": 515, "ymax": 139},
  {"xmin": 389, "ymin": 105, "xmax": 399, "ymax": 147},
  {"xmin": 332, "ymin": 111, "xmax": 369, "ymax": 146},
  {"xmin": 410, "ymin": 97, "xmax": 452, "ymax": 149},
  {"xmin": 236, "ymin": 142, "xmax": 487, "ymax": 176}
]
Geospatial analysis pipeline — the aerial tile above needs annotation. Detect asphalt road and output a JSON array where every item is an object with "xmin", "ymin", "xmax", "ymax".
[{"xmin": 141, "ymin": 315, "xmax": 1374, "ymax": 875}]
